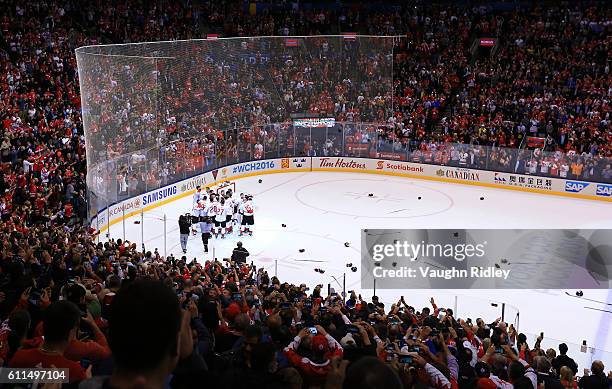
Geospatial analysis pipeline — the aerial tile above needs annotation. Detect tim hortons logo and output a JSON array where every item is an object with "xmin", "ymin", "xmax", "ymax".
[{"xmin": 319, "ymin": 158, "xmax": 366, "ymax": 169}]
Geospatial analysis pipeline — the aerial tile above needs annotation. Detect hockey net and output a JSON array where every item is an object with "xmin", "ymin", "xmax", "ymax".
[{"xmin": 211, "ymin": 181, "xmax": 236, "ymax": 197}]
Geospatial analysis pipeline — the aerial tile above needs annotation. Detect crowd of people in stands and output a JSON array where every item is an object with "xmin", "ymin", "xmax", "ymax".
[
  {"xmin": 2, "ymin": 238, "xmax": 611, "ymax": 389},
  {"xmin": 0, "ymin": 0, "xmax": 611, "ymax": 388}
]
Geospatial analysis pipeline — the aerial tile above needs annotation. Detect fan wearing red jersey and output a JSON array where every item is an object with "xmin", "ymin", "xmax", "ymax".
[
  {"xmin": 9, "ymin": 301, "xmax": 90, "ymax": 384},
  {"xmin": 284, "ymin": 325, "xmax": 343, "ymax": 387}
]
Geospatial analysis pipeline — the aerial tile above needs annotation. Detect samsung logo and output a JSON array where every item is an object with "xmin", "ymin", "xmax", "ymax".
[{"xmin": 142, "ymin": 186, "xmax": 178, "ymax": 205}]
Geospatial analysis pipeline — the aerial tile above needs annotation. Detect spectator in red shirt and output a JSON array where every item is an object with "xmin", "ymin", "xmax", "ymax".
[{"xmin": 9, "ymin": 301, "xmax": 90, "ymax": 384}]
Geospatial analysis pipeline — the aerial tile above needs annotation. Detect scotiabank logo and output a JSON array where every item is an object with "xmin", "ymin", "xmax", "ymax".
[
  {"xmin": 378, "ymin": 161, "xmax": 424, "ymax": 173},
  {"xmin": 319, "ymin": 158, "xmax": 366, "ymax": 169},
  {"xmin": 596, "ymin": 184, "xmax": 612, "ymax": 197}
]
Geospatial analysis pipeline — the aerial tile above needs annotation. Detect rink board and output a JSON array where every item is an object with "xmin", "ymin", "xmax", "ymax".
[{"xmin": 91, "ymin": 157, "xmax": 612, "ymax": 233}]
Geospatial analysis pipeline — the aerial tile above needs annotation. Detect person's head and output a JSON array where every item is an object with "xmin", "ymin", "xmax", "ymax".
[
  {"xmin": 535, "ymin": 356, "xmax": 552, "ymax": 374},
  {"xmin": 108, "ymin": 280, "xmax": 182, "ymax": 376},
  {"xmin": 559, "ymin": 366, "xmax": 574, "ymax": 382},
  {"xmin": 310, "ymin": 334, "xmax": 331, "ymax": 363},
  {"xmin": 242, "ymin": 325, "xmax": 262, "ymax": 362},
  {"xmin": 508, "ymin": 360, "xmax": 526, "ymax": 383},
  {"xmin": 43, "ymin": 300, "xmax": 81, "ymax": 345},
  {"xmin": 7, "ymin": 309, "xmax": 31, "ymax": 358},
  {"xmin": 545, "ymin": 348, "xmax": 556, "ymax": 360},
  {"xmin": 475, "ymin": 361, "xmax": 491, "ymax": 378},
  {"xmin": 558, "ymin": 343, "xmax": 568, "ymax": 355},
  {"xmin": 66, "ymin": 283, "xmax": 86, "ymax": 306},
  {"xmin": 237, "ymin": 241, "xmax": 243, "ymax": 248},
  {"xmin": 106, "ymin": 274, "xmax": 121, "ymax": 290},
  {"xmin": 233, "ymin": 313, "xmax": 250, "ymax": 332},
  {"xmin": 590, "ymin": 360, "xmax": 604, "ymax": 375},
  {"xmin": 490, "ymin": 354, "xmax": 508, "ymax": 379},
  {"xmin": 513, "ymin": 376, "xmax": 535, "ymax": 389},
  {"xmin": 250, "ymin": 342, "xmax": 277, "ymax": 373},
  {"xmin": 343, "ymin": 356, "xmax": 403, "ymax": 389}
]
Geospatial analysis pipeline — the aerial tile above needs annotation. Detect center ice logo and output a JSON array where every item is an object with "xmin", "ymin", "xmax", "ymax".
[{"xmin": 565, "ymin": 181, "xmax": 589, "ymax": 193}]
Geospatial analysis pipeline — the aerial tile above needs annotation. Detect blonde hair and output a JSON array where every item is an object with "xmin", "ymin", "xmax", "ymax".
[{"xmin": 560, "ymin": 366, "xmax": 574, "ymax": 387}]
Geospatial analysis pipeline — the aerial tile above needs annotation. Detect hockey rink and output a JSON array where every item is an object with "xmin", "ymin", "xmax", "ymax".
[{"xmin": 104, "ymin": 171, "xmax": 612, "ymax": 366}]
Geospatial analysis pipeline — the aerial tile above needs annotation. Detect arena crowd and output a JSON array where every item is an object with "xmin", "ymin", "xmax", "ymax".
[{"xmin": 0, "ymin": 0, "xmax": 611, "ymax": 388}]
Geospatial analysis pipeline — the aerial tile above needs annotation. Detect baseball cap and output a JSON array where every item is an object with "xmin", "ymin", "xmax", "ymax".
[
  {"xmin": 311, "ymin": 334, "xmax": 330, "ymax": 354},
  {"xmin": 475, "ymin": 361, "xmax": 491, "ymax": 378}
]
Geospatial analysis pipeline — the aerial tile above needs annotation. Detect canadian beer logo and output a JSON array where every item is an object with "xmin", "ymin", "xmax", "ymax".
[
  {"xmin": 437, "ymin": 168, "xmax": 480, "ymax": 181},
  {"xmin": 182, "ymin": 176, "xmax": 207, "ymax": 193}
]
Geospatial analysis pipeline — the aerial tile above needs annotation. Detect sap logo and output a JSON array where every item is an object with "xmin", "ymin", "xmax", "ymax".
[
  {"xmin": 565, "ymin": 181, "xmax": 589, "ymax": 193},
  {"xmin": 596, "ymin": 184, "xmax": 612, "ymax": 197}
]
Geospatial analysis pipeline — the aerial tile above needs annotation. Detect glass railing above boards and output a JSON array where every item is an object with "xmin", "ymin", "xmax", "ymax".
[{"xmin": 85, "ymin": 122, "xmax": 612, "ymax": 204}]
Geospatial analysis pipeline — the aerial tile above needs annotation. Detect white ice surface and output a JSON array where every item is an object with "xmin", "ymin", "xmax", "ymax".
[{"xmin": 103, "ymin": 172, "xmax": 612, "ymax": 368}]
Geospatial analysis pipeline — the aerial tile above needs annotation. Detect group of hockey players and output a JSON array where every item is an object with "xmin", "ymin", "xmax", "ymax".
[{"xmin": 178, "ymin": 184, "xmax": 255, "ymax": 254}]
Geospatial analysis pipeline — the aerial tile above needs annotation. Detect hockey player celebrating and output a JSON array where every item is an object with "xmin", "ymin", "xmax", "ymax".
[
  {"xmin": 214, "ymin": 198, "xmax": 228, "ymax": 238},
  {"xmin": 207, "ymin": 195, "xmax": 221, "ymax": 237},
  {"xmin": 234, "ymin": 193, "xmax": 245, "ymax": 226},
  {"xmin": 193, "ymin": 186, "xmax": 203, "ymax": 206},
  {"xmin": 199, "ymin": 216, "xmax": 213, "ymax": 253},
  {"xmin": 239, "ymin": 195, "xmax": 255, "ymax": 236},
  {"xmin": 223, "ymin": 194, "xmax": 234, "ymax": 234}
]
